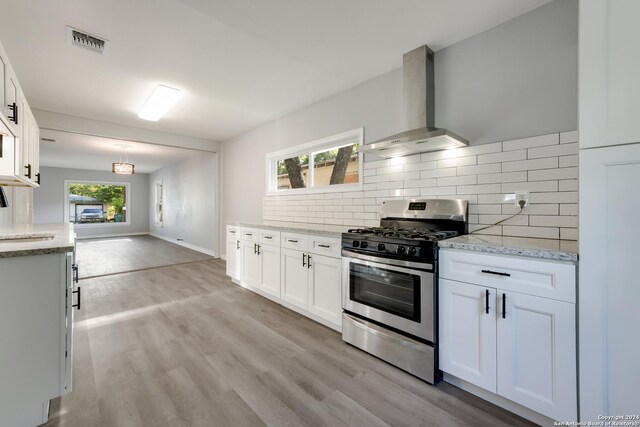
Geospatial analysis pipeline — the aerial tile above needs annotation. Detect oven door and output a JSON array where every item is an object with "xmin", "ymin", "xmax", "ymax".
[{"xmin": 342, "ymin": 252, "xmax": 434, "ymax": 342}]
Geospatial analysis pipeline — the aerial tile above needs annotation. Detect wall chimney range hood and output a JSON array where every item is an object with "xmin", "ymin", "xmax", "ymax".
[{"xmin": 360, "ymin": 45, "xmax": 468, "ymax": 158}]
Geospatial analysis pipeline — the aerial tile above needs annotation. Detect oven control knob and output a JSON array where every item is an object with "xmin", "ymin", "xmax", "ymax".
[
  {"xmin": 361, "ymin": 241, "xmax": 368, "ymax": 248},
  {"xmin": 352, "ymin": 241, "xmax": 360, "ymax": 248},
  {"xmin": 396, "ymin": 245, "xmax": 406, "ymax": 254},
  {"xmin": 377, "ymin": 243, "xmax": 385, "ymax": 251},
  {"xmin": 408, "ymin": 247, "xmax": 417, "ymax": 256}
]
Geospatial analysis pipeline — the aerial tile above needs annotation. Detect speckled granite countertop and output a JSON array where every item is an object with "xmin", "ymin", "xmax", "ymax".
[
  {"xmin": 0, "ymin": 223, "xmax": 75, "ymax": 258},
  {"xmin": 227, "ymin": 221, "xmax": 347, "ymax": 238},
  {"xmin": 438, "ymin": 234, "xmax": 578, "ymax": 262}
]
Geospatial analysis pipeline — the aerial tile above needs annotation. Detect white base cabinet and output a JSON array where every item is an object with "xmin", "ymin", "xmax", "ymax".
[
  {"xmin": 0, "ymin": 251, "xmax": 75, "ymax": 427},
  {"xmin": 227, "ymin": 225, "xmax": 342, "ymax": 331},
  {"xmin": 439, "ymin": 249, "xmax": 577, "ymax": 421}
]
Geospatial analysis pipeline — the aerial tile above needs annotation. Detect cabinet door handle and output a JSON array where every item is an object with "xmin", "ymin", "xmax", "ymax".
[
  {"xmin": 72, "ymin": 263, "xmax": 79, "ymax": 284},
  {"xmin": 236, "ymin": 240, "xmax": 240, "ymax": 250},
  {"xmin": 25, "ymin": 163, "xmax": 32, "ymax": 179},
  {"xmin": 72, "ymin": 287, "xmax": 81, "ymax": 311},
  {"xmin": 502, "ymin": 293, "xmax": 506, "ymax": 319},
  {"xmin": 481, "ymin": 269, "xmax": 510, "ymax": 277},
  {"xmin": 254, "ymin": 243, "xmax": 257, "ymax": 254},
  {"xmin": 485, "ymin": 289, "xmax": 490, "ymax": 314},
  {"xmin": 35, "ymin": 172, "xmax": 40, "ymax": 185},
  {"xmin": 7, "ymin": 102, "xmax": 18, "ymax": 124},
  {"xmin": 288, "ymin": 239, "xmax": 298, "ymax": 243},
  {"xmin": 307, "ymin": 254, "xmax": 312, "ymax": 269},
  {"xmin": 318, "ymin": 244, "xmax": 330, "ymax": 248},
  {"xmin": 302, "ymin": 253, "xmax": 307, "ymax": 267},
  {"xmin": 257, "ymin": 244, "xmax": 261, "ymax": 255}
]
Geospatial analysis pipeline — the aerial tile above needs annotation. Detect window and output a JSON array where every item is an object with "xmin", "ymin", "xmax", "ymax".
[
  {"xmin": 267, "ymin": 128, "xmax": 363, "ymax": 194},
  {"xmin": 154, "ymin": 182, "xmax": 163, "ymax": 226},
  {"xmin": 64, "ymin": 180, "xmax": 131, "ymax": 226}
]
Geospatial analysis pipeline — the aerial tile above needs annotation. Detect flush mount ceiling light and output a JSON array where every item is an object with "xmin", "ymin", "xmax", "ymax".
[
  {"xmin": 112, "ymin": 145, "xmax": 135, "ymax": 175},
  {"xmin": 138, "ymin": 85, "xmax": 182, "ymax": 121}
]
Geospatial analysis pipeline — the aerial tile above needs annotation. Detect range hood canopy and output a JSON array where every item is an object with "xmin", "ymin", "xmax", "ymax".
[{"xmin": 361, "ymin": 45, "xmax": 468, "ymax": 159}]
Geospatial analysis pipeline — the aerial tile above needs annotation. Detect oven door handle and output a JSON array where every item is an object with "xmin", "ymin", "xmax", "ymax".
[{"xmin": 342, "ymin": 250, "xmax": 433, "ymax": 271}]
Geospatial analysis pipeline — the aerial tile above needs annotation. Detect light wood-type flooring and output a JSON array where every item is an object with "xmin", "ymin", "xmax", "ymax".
[
  {"xmin": 44, "ymin": 237, "xmax": 534, "ymax": 427},
  {"xmin": 76, "ymin": 235, "xmax": 212, "ymax": 278}
]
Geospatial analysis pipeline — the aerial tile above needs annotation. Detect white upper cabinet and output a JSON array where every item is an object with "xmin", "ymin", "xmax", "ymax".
[
  {"xmin": 0, "ymin": 38, "xmax": 40, "ymax": 187},
  {"xmin": 580, "ymin": 0, "xmax": 640, "ymax": 148}
]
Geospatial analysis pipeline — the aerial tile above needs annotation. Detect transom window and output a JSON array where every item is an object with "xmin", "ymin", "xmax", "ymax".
[{"xmin": 267, "ymin": 128, "xmax": 363, "ymax": 194}]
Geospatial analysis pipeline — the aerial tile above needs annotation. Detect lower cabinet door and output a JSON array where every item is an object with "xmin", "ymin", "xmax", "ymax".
[
  {"xmin": 226, "ymin": 239, "xmax": 240, "ymax": 280},
  {"xmin": 308, "ymin": 254, "xmax": 341, "ymax": 326},
  {"xmin": 496, "ymin": 290, "xmax": 577, "ymax": 420},
  {"xmin": 259, "ymin": 243, "xmax": 280, "ymax": 298},
  {"xmin": 439, "ymin": 279, "xmax": 497, "ymax": 392},
  {"xmin": 241, "ymin": 241, "xmax": 261, "ymax": 288},
  {"xmin": 281, "ymin": 248, "xmax": 308, "ymax": 310}
]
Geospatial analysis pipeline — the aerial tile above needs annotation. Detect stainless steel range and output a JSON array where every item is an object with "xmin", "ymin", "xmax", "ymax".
[{"xmin": 341, "ymin": 199, "xmax": 468, "ymax": 383}]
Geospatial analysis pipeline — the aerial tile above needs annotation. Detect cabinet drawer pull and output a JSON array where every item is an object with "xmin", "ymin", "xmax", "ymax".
[
  {"xmin": 485, "ymin": 289, "xmax": 490, "ymax": 314},
  {"xmin": 229, "ymin": 230, "xmax": 236, "ymax": 234},
  {"xmin": 7, "ymin": 102, "xmax": 18, "ymax": 124},
  {"xmin": 481, "ymin": 269, "xmax": 510, "ymax": 277},
  {"xmin": 317, "ymin": 244, "xmax": 330, "ymax": 248},
  {"xmin": 502, "ymin": 293, "xmax": 506, "ymax": 319},
  {"xmin": 72, "ymin": 287, "xmax": 81, "ymax": 311},
  {"xmin": 264, "ymin": 236, "xmax": 273, "ymax": 239},
  {"xmin": 288, "ymin": 239, "xmax": 298, "ymax": 243},
  {"xmin": 245, "ymin": 233, "xmax": 253, "ymax": 236}
]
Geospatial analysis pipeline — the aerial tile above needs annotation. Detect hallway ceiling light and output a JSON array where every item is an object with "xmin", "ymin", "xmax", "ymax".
[
  {"xmin": 112, "ymin": 145, "xmax": 135, "ymax": 174},
  {"xmin": 138, "ymin": 85, "xmax": 181, "ymax": 121}
]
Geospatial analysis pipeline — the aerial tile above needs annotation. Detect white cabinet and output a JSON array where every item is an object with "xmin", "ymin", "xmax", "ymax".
[
  {"xmin": 439, "ymin": 249, "xmax": 577, "ymax": 421},
  {"xmin": 307, "ymin": 253, "xmax": 342, "ymax": 327},
  {"xmin": 579, "ymin": 0, "xmax": 640, "ymax": 149},
  {"xmin": 226, "ymin": 225, "xmax": 342, "ymax": 331},
  {"xmin": 0, "ymin": 39, "xmax": 40, "ymax": 187},
  {"xmin": 225, "ymin": 226, "xmax": 241, "ymax": 281},
  {"xmin": 579, "ymin": 143, "xmax": 640, "ymax": 419},
  {"xmin": 439, "ymin": 279, "xmax": 496, "ymax": 392},
  {"xmin": 0, "ymin": 251, "xmax": 75, "ymax": 426},
  {"xmin": 281, "ymin": 248, "xmax": 308, "ymax": 310}
]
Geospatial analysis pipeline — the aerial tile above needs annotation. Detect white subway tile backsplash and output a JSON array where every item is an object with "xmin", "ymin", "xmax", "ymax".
[
  {"xmin": 528, "ymin": 166, "xmax": 577, "ymax": 181},
  {"xmin": 478, "ymin": 149, "xmax": 527, "ymax": 165},
  {"xmin": 527, "ymin": 143, "xmax": 578, "ymax": 159},
  {"xmin": 477, "ymin": 171, "xmax": 527, "ymax": 184},
  {"xmin": 263, "ymin": 130, "xmax": 578, "ymax": 240},
  {"xmin": 456, "ymin": 163, "xmax": 501, "ymax": 176},
  {"xmin": 437, "ymin": 175, "xmax": 477, "ymax": 186},
  {"xmin": 502, "ymin": 134, "xmax": 559, "ymax": 151},
  {"xmin": 560, "ymin": 130, "xmax": 578, "ymax": 144},
  {"xmin": 502, "ymin": 157, "xmax": 558, "ymax": 172},
  {"xmin": 501, "ymin": 180, "xmax": 558, "ymax": 193}
]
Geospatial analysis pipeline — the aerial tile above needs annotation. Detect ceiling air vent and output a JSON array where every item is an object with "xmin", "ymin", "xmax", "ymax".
[{"xmin": 67, "ymin": 27, "xmax": 109, "ymax": 55}]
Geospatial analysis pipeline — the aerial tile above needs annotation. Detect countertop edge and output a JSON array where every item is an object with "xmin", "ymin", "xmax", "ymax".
[
  {"xmin": 438, "ymin": 240, "xmax": 578, "ymax": 262},
  {"xmin": 227, "ymin": 221, "xmax": 344, "ymax": 238}
]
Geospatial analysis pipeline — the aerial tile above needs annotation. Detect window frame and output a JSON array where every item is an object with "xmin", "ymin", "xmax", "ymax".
[
  {"xmin": 265, "ymin": 127, "xmax": 364, "ymax": 195},
  {"xmin": 63, "ymin": 179, "xmax": 132, "ymax": 227},
  {"xmin": 154, "ymin": 181, "xmax": 163, "ymax": 227}
]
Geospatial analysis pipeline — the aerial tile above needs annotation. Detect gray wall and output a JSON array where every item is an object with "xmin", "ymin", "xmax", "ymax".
[
  {"xmin": 33, "ymin": 166, "xmax": 150, "ymax": 238},
  {"xmin": 149, "ymin": 153, "xmax": 219, "ymax": 255},
  {"xmin": 220, "ymin": 0, "xmax": 578, "ymax": 246}
]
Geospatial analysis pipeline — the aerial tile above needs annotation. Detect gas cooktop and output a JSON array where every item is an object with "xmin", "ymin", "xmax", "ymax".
[{"xmin": 346, "ymin": 227, "xmax": 459, "ymax": 241}]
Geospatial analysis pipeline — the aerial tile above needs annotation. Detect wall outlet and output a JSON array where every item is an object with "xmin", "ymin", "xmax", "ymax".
[{"xmin": 515, "ymin": 191, "xmax": 529, "ymax": 208}]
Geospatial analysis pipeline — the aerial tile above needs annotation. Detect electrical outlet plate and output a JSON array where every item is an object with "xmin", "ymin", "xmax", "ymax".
[{"xmin": 515, "ymin": 191, "xmax": 529, "ymax": 208}]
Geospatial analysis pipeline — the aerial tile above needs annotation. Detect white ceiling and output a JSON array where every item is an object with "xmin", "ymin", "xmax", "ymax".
[
  {"xmin": 0, "ymin": 0, "xmax": 552, "ymax": 143},
  {"xmin": 39, "ymin": 129, "xmax": 201, "ymax": 174}
]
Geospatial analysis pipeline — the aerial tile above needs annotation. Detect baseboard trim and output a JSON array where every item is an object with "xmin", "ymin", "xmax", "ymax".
[
  {"xmin": 149, "ymin": 233, "xmax": 217, "ymax": 257},
  {"xmin": 76, "ymin": 231, "xmax": 150, "ymax": 240},
  {"xmin": 442, "ymin": 373, "xmax": 556, "ymax": 426}
]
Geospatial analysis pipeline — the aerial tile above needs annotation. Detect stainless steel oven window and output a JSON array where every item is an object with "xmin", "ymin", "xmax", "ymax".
[{"xmin": 349, "ymin": 263, "xmax": 421, "ymax": 321}]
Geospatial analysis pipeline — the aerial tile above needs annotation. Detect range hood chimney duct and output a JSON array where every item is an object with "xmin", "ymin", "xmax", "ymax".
[{"xmin": 361, "ymin": 45, "xmax": 468, "ymax": 158}]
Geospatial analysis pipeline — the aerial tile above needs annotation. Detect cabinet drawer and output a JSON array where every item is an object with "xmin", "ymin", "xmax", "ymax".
[
  {"xmin": 309, "ymin": 235, "xmax": 341, "ymax": 258},
  {"xmin": 439, "ymin": 249, "xmax": 575, "ymax": 303},
  {"xmin": 281, "ymin": 232, "xmax": 309, "ymax": 250},
  {"xmin": 241, "ymin": 227, "xmax": 259, "ymax": 241},
  {"xmin": 260, "ymin": 229, "xmax": 280, "ymax": 245},
  {"xmin": 226, "ymin": 225, "xmax": 240, "ymax": 239}
]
